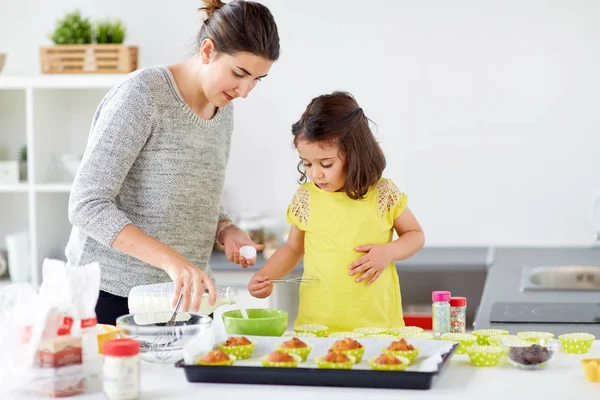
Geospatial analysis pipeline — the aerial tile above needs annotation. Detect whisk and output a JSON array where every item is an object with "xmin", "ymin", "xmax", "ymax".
[
  {"xmin": 270, "ymin": 275, "xmax": 319, "ymax": 286},
  {"xmin": 150, "ymin": 292, "xmax": 184, "ymax": 361}
]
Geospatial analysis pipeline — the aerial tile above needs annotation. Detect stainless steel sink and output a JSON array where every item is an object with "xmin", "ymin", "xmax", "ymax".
[{"xmin": 521, "ymin": 265, "xmax": 600, "ymax": 291}]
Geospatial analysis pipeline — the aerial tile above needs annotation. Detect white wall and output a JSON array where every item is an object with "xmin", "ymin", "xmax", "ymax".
[{"xmin": 1, "ymin": 0, "xmax": 599, "ymax": 246}]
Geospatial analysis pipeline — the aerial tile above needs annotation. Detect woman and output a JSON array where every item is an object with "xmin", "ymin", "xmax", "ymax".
[{"xmin": 66, "ymin": 0, "xmax": 280, "ymax": 324}]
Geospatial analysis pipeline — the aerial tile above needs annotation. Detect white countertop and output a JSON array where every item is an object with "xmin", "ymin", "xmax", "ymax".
[{"xmin": 9, "ymin": 342, "xmax": 599, "ymax": 400}]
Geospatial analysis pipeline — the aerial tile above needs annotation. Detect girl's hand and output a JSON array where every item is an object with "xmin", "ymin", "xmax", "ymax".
[
  {"xmin": 348, "ymin": 244, "xmax": 393, "ymax": 285},
  {"xmin": 163, "ymin": 257, "xmax": 217, "ymax": 312},
  {"xmin": 220, "ymin": 225, "xmax": 265, "ymax": 268},
  {"xmin": 248, "ymin": 275, "xmax": 272, "ymax": 298}
]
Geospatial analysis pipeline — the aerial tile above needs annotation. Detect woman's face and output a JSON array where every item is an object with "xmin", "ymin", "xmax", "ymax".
[{"xmin": 200, "ymin": 40, "xmax": 274, "ymax": 107}]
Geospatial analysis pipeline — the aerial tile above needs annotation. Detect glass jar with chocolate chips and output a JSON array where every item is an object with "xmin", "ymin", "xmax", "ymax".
[{"xmin": 502, "ymin": 337, "xmax": 557, "ymax": 370}]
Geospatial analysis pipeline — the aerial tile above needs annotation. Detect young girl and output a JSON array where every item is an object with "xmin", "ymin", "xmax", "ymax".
[
  {"xmin": 248, "ymin": 92, "xmax": 425, "ymax": 332},
  {"xmin": 66, "ymin": 0, "xmax": 280, "ymax": 324}
]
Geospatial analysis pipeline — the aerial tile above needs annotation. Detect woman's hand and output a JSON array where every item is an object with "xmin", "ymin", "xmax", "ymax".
[
  {"xmin": 248, "ymin": 275, "xmax": 272, "ymax": 298},
  {"xmin": 348, "ymin": 244, "xmax": 393, "ymax": 285},
  {"xmin": 163, "ymin": 256, "xmax": 216, "ymax": 312},
  {"xmin": 220, "ymin": 225, "xmax": 265, "ymax": 268}
]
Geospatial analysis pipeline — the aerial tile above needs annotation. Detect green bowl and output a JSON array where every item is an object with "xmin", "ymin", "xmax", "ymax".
[{"xmin": 222, "ymin": 309, "xmax": 288, "ymax": 337}]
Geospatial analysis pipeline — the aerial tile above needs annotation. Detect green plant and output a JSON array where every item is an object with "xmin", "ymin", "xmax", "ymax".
[
  {"xmin": 95, "ymin": 19, "xmax": 126, "ymax": 44},
  {"xmin": 50, "ymin": 10, "xmax": 93, "ymax": 45},
  {"xmin": 19, "ymin": 145, "xmax": 27, "ymax": 162}
]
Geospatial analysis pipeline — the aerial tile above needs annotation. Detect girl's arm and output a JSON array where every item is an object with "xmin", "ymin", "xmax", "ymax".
[
  {"xmin": 248, "ymin": 225, "xmax": 305, "ymax": 298},
  {"xmin": 349, "ymin": 207, "xmax": 425, "ymax": 284}
]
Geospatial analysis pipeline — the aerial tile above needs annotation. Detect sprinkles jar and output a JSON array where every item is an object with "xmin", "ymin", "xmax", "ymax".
[
  {"xmin": 450, "ymin": 297, "xmax": 467, "ymax": 334},
  {"xmin": 432, "ymin": 291, "xmax": 451, "ymax": 338}
]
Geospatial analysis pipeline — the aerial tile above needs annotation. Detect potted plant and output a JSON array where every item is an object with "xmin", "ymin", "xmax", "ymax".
[
  {"xmin": 19, "ymin": 145, "xmax": 27, "ymax": 182},
  {"xmin": 40, "ymin": 10, "xmax": 137, "ymax": 74}
]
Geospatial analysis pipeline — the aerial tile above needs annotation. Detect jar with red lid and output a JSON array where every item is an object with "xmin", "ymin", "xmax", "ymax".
[
  {"xmin": 450, "ymin": 297, "xmax": 467, "ymax": 334},
  {"xmin": 103, "ymin": 339, "xmax": 140, "ymax": 400}
]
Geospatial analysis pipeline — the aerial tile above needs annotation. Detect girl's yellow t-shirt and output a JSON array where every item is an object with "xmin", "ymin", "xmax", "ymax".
[{"xmin": 286, "ymin": 177, "xmax": 408, "ymax": 333}]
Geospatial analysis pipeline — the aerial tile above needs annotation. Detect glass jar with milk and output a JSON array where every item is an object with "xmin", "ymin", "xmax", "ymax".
[{"xmin": 128, "ymin": 283, "xmax": 239, "ymax": 316}]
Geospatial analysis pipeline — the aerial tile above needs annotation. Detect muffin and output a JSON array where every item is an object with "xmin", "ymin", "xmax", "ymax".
[
  {"xmin": 315, "ymin": 350, "xmax": 355, "ymax": 370},
  {"xmin": 330, "ymin": 338, "xmax": 365, "ymax": 363},
  {"xmin": 382, "ymin": 338, "xmax": 420, "ymax": 364},
  {"xmin": 260, "ymin": 350, "xmax": 302, "ymax": 368},
  {"xmin": 275, "ymin": 337, "xmax": 313, "ymax": 361},
  {"xmin": 368, "ymin": 353, "xmax": 409, "ymax": 371},
  {"xmin": 218, "ymin": 336, "xmax": 257, "ymax": 360},
  {"xmin": 195, "ymin": 350, "xmax": 236, "ymax": 366}
]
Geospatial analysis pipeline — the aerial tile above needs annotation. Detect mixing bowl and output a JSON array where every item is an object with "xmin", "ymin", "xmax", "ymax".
[{"xmin": 222, "ymin": 308, "xmax": 287, "ymax": 336}]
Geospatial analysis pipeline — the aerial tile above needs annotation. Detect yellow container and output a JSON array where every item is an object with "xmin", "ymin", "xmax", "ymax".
[
  {"xmin": 97, "ymin": 324, "xmax": 119, "ymax": 354},
  {"xmin": 581, "ymin": 359, "xmax": 600, "ymax": 382}
]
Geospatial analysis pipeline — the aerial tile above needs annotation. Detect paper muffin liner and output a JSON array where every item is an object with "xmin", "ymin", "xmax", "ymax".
[
  {"xmin": 517, "ymin": 331, "xmax": 555, "ymax": 345},
  {"xmin": 327, "ymin": 331, "xmax": 365, "ymax": 339},
  {"xmin": 275, "ymin": 343, "xmax": 313, "ymax": 362},
  {"xmin": 329, "ymin": 346, "xmax": 365, "ymax": 363},
  {"xmin": 365, "ymin": 334, "xmax": 399, "ymax": 340},
  {"xmin": 353, "ymin": 327, "xmax": 388, "ymax": 335},
  {"xmin": 581, "ymin": 359, "xmax": 600, "ymax": 382},
  {"xmin": 260, "ymin": 353, "xmax": 302, "ymax": 368},
  {"xmin": 389, "ymin": 326, "xmax": 424, "ymax": 337},
  {"xmin": 195, "ymin": 354, "xmax": 237, "ymax": 366},
  {"xmin": 488, "ymin": 334, "xmax": 520, "ymax": 347},
  {"xmin": 440, "ymin": 333, "xmax": 477, "ymax": 354},
  {"xmin": 466, "ymin": 345, "xmax": 503, "ymax": 367},
  {"xmin": 294, "ymin": 324, "xmax": 329, "ymax": 337},
  {"xmin": 381, "ymin": 348, "xmax": 420, "ymax": 364},
  {"xmin": 283, "ymin": 331, "xmax": 317, "ymax": 338},
  {"xmin": 368, "ymin": 355, "xmax": 410, "ymax": 371},
  {"xmin": 472, "ymin": 329, "xmax": 509, "ymax": 345},
  {"xmin": 559, "ymin": 333, "xmax": 596, "ymax": 354},
  {"xmin": 397, "ymin": 332, "xmax": 435, "ymax": 340},
  {"xmin": 218, "ymin": 341, "xmax": 257, "ymax": 360},
  {"xmin": 315, "ymin": 355, "xmax": 356, "ymax": 370}
]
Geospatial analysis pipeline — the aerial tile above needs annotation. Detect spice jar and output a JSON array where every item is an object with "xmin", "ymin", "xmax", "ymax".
[
  {"xmin": 450, "ymin": 297, "xmax": 467, "ymax": 334},
  {"xmin": 237, "ymin": 212, "xmax": 264, "ymax": 245},
  {"xmin": 432, "ymin": 291, "xmax": 451, "ymax": 338},
  {"xmin": 103, "ymin": 339, "xmax": 140, "ymax": 400}
]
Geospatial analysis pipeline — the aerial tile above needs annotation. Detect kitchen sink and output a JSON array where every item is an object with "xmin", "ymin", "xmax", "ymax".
[{"xmin": 521, "ymin": 265, "xmax": 600, "ymax": 291}]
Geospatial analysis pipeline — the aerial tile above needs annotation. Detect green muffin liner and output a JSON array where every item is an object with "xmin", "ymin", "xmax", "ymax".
[
  {"xmin": 315, "ymin": 355, "xmax": 356, "ymax": 369},
  {"xmin": 558, "ymin": 333, "xmax": 596, "ymax": 354},
  {"xmin": 382, "ymin": 347, "xmax": 420, "ymax": 365},
  {"xmin": 472, "ymin": 329, "xmax": 509, "ymax": 345},
  {"xmin": 440, "ymin": 333, "xmax": 477, "ymax": 355},
  {"xmin": 517, "ymin": 331, "xmax": 555, "ymax": 345},
  {"xmin": 368, "ymin": 355, "xmax": 410, "ymax": 371},
  {"xmin": 389, "ymin": 326, "xmax": 424, "ymax": 336},
  {"xmin": 294, "ymin": 324, "xmax": 329, "ymax": 337},
  {"xmin": 353, "ymin": 327, "xmax": 388, "ymax": 335},
  {"xmin": 466, "ymin": 345, "xmax": 503, "ymax": 367},
  {"xmin": 488, "ymin": 334, "xmax": 519, "ymax": 347},
  {"xmin": 327, "ymin": 331, "xmax": 365, "ymax": 339},
  {"xmin": 329, "ymin": 346, "xmax": 365, "ymax": 363},
  {"xmin": 365, "ymin": 334, "xmax": 399, "ymax": 340},
  {"xmin": 397, "ymin": 332, "xmax": 435, "ymax": 340},
  {"xmin": 283, "ymin": 332, "xmax": 317, "ymax": 338},
  {"xmin": 260, "ymin": 353, "xmax": 302, "ymax": 368},
  {"xmin": 275, "ymin": 343, "xmax": 313, "ymax": 362},
  {"xmin": 218, "ymin": 341, "xmax": 256, "ymax": 360},
  {"xmin": 195, "ymin": 354, "xmax": 237, "ymax": 366}
]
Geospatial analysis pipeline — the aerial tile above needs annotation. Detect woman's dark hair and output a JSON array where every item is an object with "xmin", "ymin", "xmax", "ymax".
[
  {"xmin": 292, "ymin": 91, "xmax": 386, "ymax": 200},
  {"xmin": 198, "ymin": 0, "xmax": 280, "ymax": 61}
]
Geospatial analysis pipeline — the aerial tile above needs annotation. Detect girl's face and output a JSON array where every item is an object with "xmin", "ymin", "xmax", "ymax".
[
  {"xmin": 296, "ymin": 139, "xmax": 346, "ymax": 193},
  {"xmin": 200, "ymin": 40, "xmax": 274, "ymax": 107}
]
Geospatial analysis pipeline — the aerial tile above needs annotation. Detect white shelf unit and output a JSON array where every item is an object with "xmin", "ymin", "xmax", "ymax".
[{"xmin": 0, "ymin": 74, "xmax": 128, "ymax": 286}]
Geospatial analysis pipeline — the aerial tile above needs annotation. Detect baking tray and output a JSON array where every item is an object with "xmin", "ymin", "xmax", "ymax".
[{"xmin": 176, "ymin": 336, "xmax": 459, "ymax": 390}]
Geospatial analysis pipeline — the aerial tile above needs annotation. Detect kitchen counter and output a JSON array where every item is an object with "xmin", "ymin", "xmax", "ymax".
[
  {"xmin": 475, "ymin": 247, "xmax": 600, "ymax": 335},
  {"xmin": 11, "ymin": 342, "xmax": 599, "ymax": 399},
  {"xmin": 209, "ymin": 246, "xmax": 492, "ymax": 272}
]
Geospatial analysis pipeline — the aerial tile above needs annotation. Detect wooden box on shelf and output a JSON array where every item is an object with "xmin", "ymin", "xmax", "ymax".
[{"xmin": 39, "ymin": 44, "xmax": 138, "ymax": 74}]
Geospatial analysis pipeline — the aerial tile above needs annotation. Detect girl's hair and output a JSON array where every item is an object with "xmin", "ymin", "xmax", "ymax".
[
  {"xmin": 198, "ymin": 0, "xmax": 280, "ymax": 61},
  {"xmin": 292, "ymin": 91, "xmax": 386, "ymax": 200}
]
